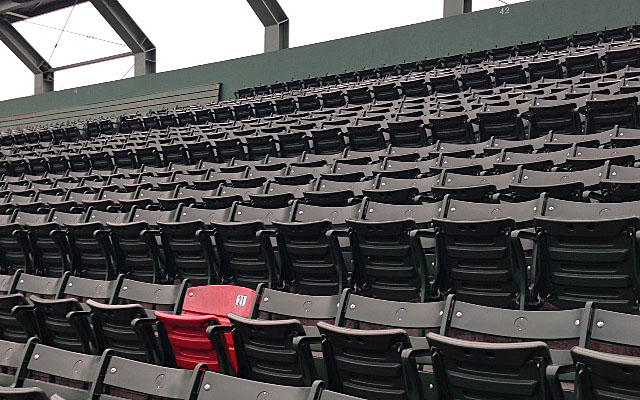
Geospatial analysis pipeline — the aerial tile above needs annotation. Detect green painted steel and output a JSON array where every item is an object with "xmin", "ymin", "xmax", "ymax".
[{"xmin": 0, "ymin": 0, "xmax": 639, "ymax": 126}]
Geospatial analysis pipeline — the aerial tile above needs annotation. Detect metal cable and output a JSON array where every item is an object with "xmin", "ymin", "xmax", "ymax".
[
  {"xmin": 47, "ymin": 0, "xmax": 79, "ymax": 63},
  {"xmin": 121, "ymin": 63, "xmax": 135, "ymax": 79},
  {"xmin": 22, "ymin": 20, "xmax": 127, "ymax": 47}
]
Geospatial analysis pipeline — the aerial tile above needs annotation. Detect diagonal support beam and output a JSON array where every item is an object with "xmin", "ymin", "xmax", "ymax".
[
  {"xmin": 0, "ymin": 17, "xmax": 53, "ymax": 93},
  {"xmin": 89, "ymin": 0, "xmax": 155, "ymax": 76},
  {"xmin": 247, "ymin": 0, "xmax": 289, "ymax": 52}
]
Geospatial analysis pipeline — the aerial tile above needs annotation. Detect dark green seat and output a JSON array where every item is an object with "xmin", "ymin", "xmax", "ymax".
[
  {"xmin": 210, "ymin": 284, "xmax": 340, "ymax": 386},
  {"xmin": 534, "ymin": 197, "xmax": 640, "ymax": 312},
  {"xmin": 20, "ymin": 210, "xmax": 84, "ymax": 277},
  {"xmin": 194, "ymin": 371, "xmax": 322, "ymax": 400},
  {"xmin": 64, "ymin": 209, "xmax": 129, "ymax": 280},
  {"xmin": 318, "ymin": 322, "xmax": 425, "ymax": 400},
  {"xmin": 274, "ymin": 201, "xmax": 360, "ymax": 295},
  {"xmin": 572, "ymin": 348, "xmax": 640, "ymax": 400},
  {"xmin": 106, "ymin": 207, "xmax": 175, "ymax": 283},
  {"xmin": 213, "ymin": 203, "xmax": 291, "ymax": 289},
  {"xmin": 88, "ymin": 278, "xmax": 188, "ymax": 364},
  {"xmin": 0, "ymin": 212, "xmax": 49, "ymax": 274},
  {"xmin": 12, "ymin": 340, "xmax": 104, "ymax": 400},
  {"xmin": 0, "ymin": 387, "xmax": 49, "ymax": 400},
  {"xmin": 0, "ymin": 338, "xmax": 35, "ymax": 387},
  {"xmin": 570, "ymin": 305, "xmax": 640, "ymax": 400},
  {"xmin": 90, "ymin": 353, "xmax": 204, "ymax": 400},
  {"xmin": 427, "ymin": 295, "xmax": 591, "ymax": 400},
  {"xmin": 25, "ymin": 275, "xmax": 123, "ymax": 354},
  {"xmin": 347, "ymin": 199, "xmax": 441, "ymax": 302},
  {"xmin": 599, "ymin": 162, "xmax": 640, "ymax": 202},
  {"xmin": 3, "ymin": 273, "xmax": 67, "ymax": 343},
  {"xmin": 335, "ymin": 288, "xmax": 446, "ymax": 356},
  {"xmin": 433, "ymin": 195, "xmax": 543, "ymax": 309},
  {"xmin": 157, "ymin": 205, "xmax": 230, "ymax": 286}
]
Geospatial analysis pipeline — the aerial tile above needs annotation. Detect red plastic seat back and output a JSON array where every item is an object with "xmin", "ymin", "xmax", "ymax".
[{"xmin": 155, "ymin": 285, "xmax": 256, "ymax": 371}]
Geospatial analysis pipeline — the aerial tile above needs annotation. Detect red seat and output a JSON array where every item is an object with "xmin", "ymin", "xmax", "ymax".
[{"xmin": 155, "ymin": 285, "xmax": 256, "ymax": 371}]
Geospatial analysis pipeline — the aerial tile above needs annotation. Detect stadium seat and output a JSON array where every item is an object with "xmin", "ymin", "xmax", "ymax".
[
  {"xmin": 63, "ymin": 209, "xmax": 129, "ymax": 280},
  {"xmin": 273, "ymin": 201, "xmax": 359, "ymax": 295},
  {"xmin": 534, "ymin": 197, "xmax": 640, "ymax": 312},
  {"xmin": 213, "ymin": 203, "xmax": 291, "ymax": 289},
  {"xmin": 347, "ymin": 200, "xmax": 441, "ymax": 302},
  {"xmin": 88, "ymin": 278, "xmax": 188, "ymax": 363},
  {"xmin": 10, "ymin": 340, "xmax": 103, "ymax": 399},
  {"xmin": 318, "ymin": 322, "xmax": 425, "ymax": 400},
  {"xmin": 155, "ymin": 285, "xmax": 255, "ymax": 371},
  {"xmin": 434, "ymin": 196, "xmax": 543, "ymax": 309},
  {"xmin": 570, "ymin": 305, "xmax": 640, "ymax": 400},
  {"xmin": 210, "ymin": 287, "xmax": 334, "ymax": 385},
  {"xmin": 194, "ymin": 371, "xmax": 322, "ymax": 400},
  {"xmin": 0, "ymin": 337, "xmax": 34, "ymax": 386},
  {"xmin": 90, "ymin": 352, "xmax": 204, "ymax": 399},
  {"xmin": 427, "ymin": 295, "xmax": 588, "ymax": 400}
]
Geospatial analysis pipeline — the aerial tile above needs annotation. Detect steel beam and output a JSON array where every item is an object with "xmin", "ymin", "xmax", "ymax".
[
  {"xmin": 247, "ymin": 0, "xmax": 289, "ymax": 52},
  {"xmin": 0, "ymin": 17, "xmax": 54, "ymax": 93},
  {"xmin": 443, "ymin": 0, "xmax": 472, "ymax": 17},
  {"xmin": 89, "ymin": 0, "xmax": 155, "ymax": 75}
]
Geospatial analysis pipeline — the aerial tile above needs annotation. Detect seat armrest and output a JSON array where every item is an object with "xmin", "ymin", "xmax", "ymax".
[
  {"xmin": 401, "ymin": 347, "xmax": 431, "ymax": 365},
  {"xmin": 329, "ymin": 228, "xmax": 350, "ymax": 238},
  {"xmin": 206, "ymin": 325, "xmax": 234, "ymax": 376},
  {"xmin": 132, "ymin": 317, "xmax": 161, "ymax": 364},
  {"xmin": 409, "ymin": 229, "xmax": 435, "ymax": 239},
  {"xmin": 546, "ymin": 363, "xmax": 575, "ymax": 400},
  {"xmin": 67, "ymin": 310, "xmax": 97, "ymax": 354},
  {"xmin": 292, "ymin": 335, "xmax": 322, "ymax": 352},
  {"xmin": 11, "ymin": 304, "xmax": 38, "ymax": 338},
  {"xmin": 512, "ymin": 229, "xmax": 537, "ymax": 242},
  {"xmin": 255, "ymin": 229, "xmax": 277, "ymax": 239}
]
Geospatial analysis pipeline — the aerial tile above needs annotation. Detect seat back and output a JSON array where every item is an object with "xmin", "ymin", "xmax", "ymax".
[
  {"xmin": 274, "ymin": 218, "xmax": 348, "ymax": 295},
  {"xmin": 107, "ymin": 220, "xmax": 163, "ymax": 283},
  {"xmin": 527, "ymin": 101, "xmax": 581, "ymax": 138},
  {"xmin": 158, "ymin": 219, "xmax": 217, "ymax": 286},
  {"xmin": 92, "ymin": 354, "xmax": 203, "ymax": 400},
  {"xmin": 213, "ymin": 204, "xmax": 289, "ymax": 289},
  {"xmin": 336, "ymin": 290, "xmax": 445, "ymax": 349},
  {"xmin": 30, "ymin": 296, "xmax": 93, "ymax": 353},
  {"xmin": 433, "ymin": 197, "xmax": 541, "ymax": 309},
  {"xmin": 584, "ymin": 95, "xmax": 638, "ymax": 133},
  {"xmin": 318, "ymin": 322, "xmax": 422, "ymax": 400},
  {"xmin": 88, "ymin": 300, "xmax": 154, "ymax": 362},
  {"xmin": 194, "ymin": 371, "xmax": 320, "ymax": 400},
  {"xmin": 572, "ymin": 347, "xmax": 640, "ymax": 400},
  {"xmin": 427, "ymin": 333, "xmax": 553, "ymax": 400},
  {"xmin": 0, "ymin": 338, "xmax": 34, "ymax": 386},
  {"xmin": 15, "ymin": 342, "xmax": 103, "ymax": 400},
  {"xmin": 573, "ymin": 306, "xmax": 640, "ymax": 399},
  {"xmin": 350, "ymin": 218, "xmax": 428, "ymax": 301},
  {"xmin": 63, "ymin": 275, "xmax": 123, "ymax": 302},
  {"xmin": 227, "ymin": 314, "xmax": 317, "ymax": 386},
  {"xmin": 535, "ymin": 198, "xmax": 640, "ymax": 312}
]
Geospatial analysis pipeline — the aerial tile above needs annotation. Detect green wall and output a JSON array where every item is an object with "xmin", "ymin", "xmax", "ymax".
[{"xmin": 1, "ymin": 0, "xmax": 639, "ymax": 125}]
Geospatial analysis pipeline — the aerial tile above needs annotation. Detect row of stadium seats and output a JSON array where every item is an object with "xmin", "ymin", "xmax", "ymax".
[
  {"xmin": 0, "ymin": 271, "xmax": 637, "ymax": 400},
  {"xmin": 3, "ymin": 73, "xmax": 640, "ymax": 158},
  {"xmin": 234, "ymin": 24, "xmax": 640, "ymax": 98},
  {"xmin": 2, "ymin": 188, "xmax": 640, "ymax": 312}
]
